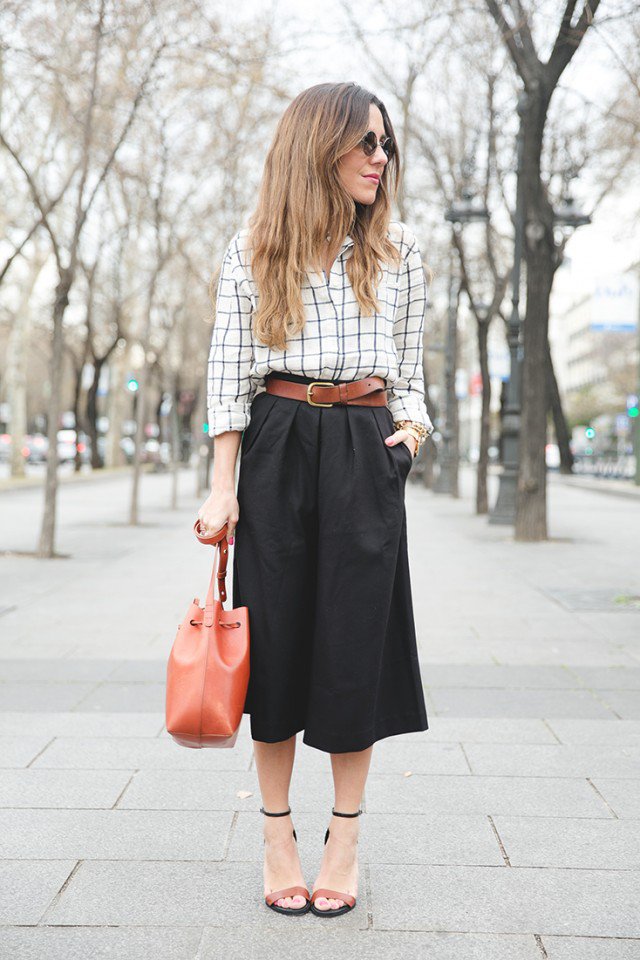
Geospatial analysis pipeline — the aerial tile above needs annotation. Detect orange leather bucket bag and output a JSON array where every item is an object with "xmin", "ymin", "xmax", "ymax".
[{"xmin": 165, "ymin": 519, "xmax": 250, "ymax": 748}]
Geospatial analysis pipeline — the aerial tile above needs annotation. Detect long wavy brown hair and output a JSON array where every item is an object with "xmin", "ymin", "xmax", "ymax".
[{"xmin": 244, "ymin": 82, "xmax": 403, "ymax": 351}]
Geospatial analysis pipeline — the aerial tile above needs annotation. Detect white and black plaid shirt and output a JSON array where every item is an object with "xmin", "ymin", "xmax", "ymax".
[{"xmin": 207, "ymin": 219, "xmax": 434, "ymax": 437}]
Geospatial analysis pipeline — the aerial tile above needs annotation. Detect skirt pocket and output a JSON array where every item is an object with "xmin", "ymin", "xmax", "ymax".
[
  {"xmin": 240, "ymin": 391, "xmax": 279, "ymax": 459},
  {"xmin": 370, "ymin": 406, "xmax": 413, "ymax": 476}
]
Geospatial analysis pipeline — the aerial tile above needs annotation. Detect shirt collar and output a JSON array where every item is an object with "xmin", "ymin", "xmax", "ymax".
[{"xmin": 326, "ymin": 233, "xmax": 353, "ymax": 251}]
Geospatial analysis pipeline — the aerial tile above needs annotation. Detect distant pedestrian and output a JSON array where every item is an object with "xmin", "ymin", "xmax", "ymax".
[{"xmin": 199, "ymin": 81, "xmax": 433, "ymax": 918}]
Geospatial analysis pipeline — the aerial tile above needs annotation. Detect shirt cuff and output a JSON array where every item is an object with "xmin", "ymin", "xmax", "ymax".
[
  {"xmin": 207, "ymin": 403, "xmax": 251, "ymax": 438},
  {"xmin": 386, "ymin": 392, "xmax": 434, "ymax": 434}
]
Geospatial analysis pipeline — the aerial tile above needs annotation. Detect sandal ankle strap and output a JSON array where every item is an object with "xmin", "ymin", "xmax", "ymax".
[
  {"xmin": 331, "ymin": 807, "xmax": 363, "ymax": 817},
  {"xmin": 260, "ymin": 806, "xmax": 292, "ymax": 817}
]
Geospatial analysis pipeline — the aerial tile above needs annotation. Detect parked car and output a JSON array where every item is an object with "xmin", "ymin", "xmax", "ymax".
[
  {"xmin": 57, "ymin": 429, "xmax": 91, "ymax": 464},
  {"xmin": 0, "ymin": 433, "xmax": 49, "ymax": 464},
  {"xmin": 119, "ymin": 436, "xmax": 170, "ymax": 466}
]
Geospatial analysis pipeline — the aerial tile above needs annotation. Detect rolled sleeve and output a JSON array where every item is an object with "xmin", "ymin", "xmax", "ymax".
[
  {"xmin": 386, "ymin": 229, "xmax": 434, "ymax": 433},
  {"xmin": 207, "ymin": 235, "xmax": 261, "ymax": 438}
]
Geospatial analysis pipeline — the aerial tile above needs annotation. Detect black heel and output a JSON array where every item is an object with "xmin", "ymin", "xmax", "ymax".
[
  {"xmin": 311, "ymin": 807, "xmax": 363, "ymax": 917},
  {"xmin": 261, "ymin": 806, "xmax": 310, "ymax": 915}
]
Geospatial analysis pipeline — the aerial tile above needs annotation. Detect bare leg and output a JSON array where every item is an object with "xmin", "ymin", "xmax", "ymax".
[
  {"xmin": 311, "ymin": 745, "xmax": 373, "ymax": 911},
  {"xmin": 253, "ymin": 736, "xmax": 308, "ymax": 909}
]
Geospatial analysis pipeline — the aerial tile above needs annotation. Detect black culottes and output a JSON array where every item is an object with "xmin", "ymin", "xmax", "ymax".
[{"xmin": 231, "ymin": 371, "xmax": 429, "ymax": 754}]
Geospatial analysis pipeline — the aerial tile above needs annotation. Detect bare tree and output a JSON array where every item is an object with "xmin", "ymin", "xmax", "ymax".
[
  {"xmin": 485, "ymin": 0, "xmax": 602, "ymax": 540},
  {"xmin": 0, "ymin": 0, "xmax": 165, "ymax": 556}
]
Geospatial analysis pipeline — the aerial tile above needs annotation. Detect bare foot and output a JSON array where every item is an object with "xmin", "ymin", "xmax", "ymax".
[
  {"xmin": 263, "ymin": 812, "xmax": 308, "ymax": 910},
  {"xmin": 311, "ymin": 813, "xmax": 360, "ymax": 911}
]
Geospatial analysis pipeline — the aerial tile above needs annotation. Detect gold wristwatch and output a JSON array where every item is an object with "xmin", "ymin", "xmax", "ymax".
[{"xmin": 393, "ymin": 419, "xmax": 431, "ymax": 457}]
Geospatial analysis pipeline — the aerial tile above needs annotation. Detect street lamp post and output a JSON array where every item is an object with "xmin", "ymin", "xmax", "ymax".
[{"xmin": 434, "ymin": 190, "xmax": 489, "ymax": 497}]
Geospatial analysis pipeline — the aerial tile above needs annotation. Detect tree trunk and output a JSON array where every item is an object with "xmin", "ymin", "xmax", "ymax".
[
  {"xmin": 104, "ymin": 345, "xmax": 127, "ymax": 468},
  {"xmin": 37, "ymin": 269, "xmax": 71, "ymax": 558},
  {"xmin": 546, "ymin": 339, "xmax": 574, "ymax": 473},
  {"xmin": 515, "ymin": 90, "xmax": 554, "ymax": 542},
  {"xmin": 72, "ymin": 361, "xmax": 84, "ymax": 473},
  {"xmin": 6, "ymin": 253, "xmax": 46, "ymax": 478},
  {"xmin": 86, "ymin": 357, "xmax": 105, "ymax": 469},
  {"xmin": 476, "ymin": 319, "xmax": 492, "ymax": 514},
  {"xmin": 170, "ymin": 371, "xmax": 180, "ymax": 509}
]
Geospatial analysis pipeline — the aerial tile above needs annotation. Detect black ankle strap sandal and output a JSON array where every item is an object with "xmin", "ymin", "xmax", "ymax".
[
  {"xmin": 260, "ymin": 806, "xmax": 311, "ymax": 915},
  {"xmin": 310, "ymin": 807, "xmax": 364, "ymax": 918}
]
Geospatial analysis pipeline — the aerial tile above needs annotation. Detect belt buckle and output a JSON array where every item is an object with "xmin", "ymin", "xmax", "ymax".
[{"xmin": 306, "ymin": 380, "xmax": 334, "ymax": 407}]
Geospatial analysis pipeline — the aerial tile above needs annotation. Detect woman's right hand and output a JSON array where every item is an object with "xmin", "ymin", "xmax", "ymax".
[{"xmin": 198, "ymin": 482, "xmax": 240, "ymax": 541}]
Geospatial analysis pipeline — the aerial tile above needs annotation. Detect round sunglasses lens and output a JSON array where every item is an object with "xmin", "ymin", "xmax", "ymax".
[{"xmin": 362, "ymin": 131, "xmax": 377, "ymax": 156}]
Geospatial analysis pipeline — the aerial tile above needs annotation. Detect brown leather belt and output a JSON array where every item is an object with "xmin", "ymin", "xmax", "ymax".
[{"xmin": 265, "ymin": 374, "xmax": 388, "ymax": 407}]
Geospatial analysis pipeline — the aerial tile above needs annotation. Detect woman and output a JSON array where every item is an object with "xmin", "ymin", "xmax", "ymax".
[{"xmin": 198, "ymin": 81, "xmax": 433, "ymax": 919}]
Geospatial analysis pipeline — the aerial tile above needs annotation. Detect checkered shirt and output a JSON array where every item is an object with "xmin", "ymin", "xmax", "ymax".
[{"xmin": 207, "ymin": 219, "xmax": 434, "ymax": 438}]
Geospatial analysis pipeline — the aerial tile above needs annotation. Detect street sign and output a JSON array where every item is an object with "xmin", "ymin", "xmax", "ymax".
[{"xmin": 591, "ymin": 274, "xmax": 638, "ymax": 331}]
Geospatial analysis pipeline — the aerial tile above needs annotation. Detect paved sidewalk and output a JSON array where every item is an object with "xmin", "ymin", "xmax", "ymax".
[{"xmin": 0, "ymin": 464, "xmax": 638, "ymax": 959}]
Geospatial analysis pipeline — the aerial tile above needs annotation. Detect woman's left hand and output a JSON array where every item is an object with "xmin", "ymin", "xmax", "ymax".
[{"xmin": 385, "ymin": 429, "xmax": 416, "ymax": 458}]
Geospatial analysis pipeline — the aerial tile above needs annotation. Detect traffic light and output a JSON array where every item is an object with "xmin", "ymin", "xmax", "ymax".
[
  {"xmin": 628, "ymin": 394, "xmax": 639, "ymax": 418},
  {"xmin": 585, "ymin": 427, "xmax": 595, "ymax": 439},
  {"xmin": 127, "ymin": 376, "xmax": 139, "ymax": 393}
]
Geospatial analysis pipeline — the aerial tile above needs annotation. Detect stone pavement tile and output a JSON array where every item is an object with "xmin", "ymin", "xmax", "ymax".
[
  {"xmin": 0, "ymin": 860, "xmax": 76, "ymax": 924},
  {"xmin": 419, "ymin": 642, "xmax": 498, "ymax": 664},
  {"xmin": 492, "ymin": 816, "xmax": 640, "ymax": 869},
  {"xmin": 589, "ymin": 780, "xmax": 640, "ymax": 818},
  {"xmin": 64, "ymin": 643, "xmax": 168, "ymax": 661},
  {"xmin": 463, "ymin": 743, "xmax": 640, "ymax": 778},
  {"xmin": 421, "ymin": 665, "xmax": 583, "ymax": 689},
  {"xmin": 368, "ymin": 864, "xmax": 639, "ymax": 936},
  {"xmin": 43, "ymin": 860, "xmax": 368, "ymax": 928},
  {"xmin": 427, "ymin": 688, "xmax": 614, "ymax": 719},
  {"xmin": 0, "ymin": 642, "xmax": 78, "ymax": 660},
  {"xmin": 72, "ymin": 681, "xmax": 166, "ymax": 712},
  {"xmin": 396, "ymin": 718, "xmax": 557, "ymax": 743},
  {"xmin": 228, "ymin": 810, "xmax": 504, "ymax": 867},
  {"xmin": 0, "ymin": 711, "xmax": 164, "ymax": 738},
  {"xmin": 198, "ymin": 928, "xmax": 542, "ymax": 960},
  {"xmin": 0, "ymin": 658, "xmax": 120, "ymax": 683},
  {"xmin": 364, "ymin": 774, "xmax": 612, "ymax": 817},
  {"xmin": 464, "ymin": 619, "xmax": 606, "ymax": 642},
  {"xmin": 419, "ymin": 630, "xmax": 638, "ymax": 664},
  {"xmin": 0, "ymin": 926, "xmax": 204, "ymax": 960},
  {"xmin": 545, "ymin": 719, "xmax": 640, "ymax": 745},
  {"xmin": 0, "ymin": 809, "xmax": 233, "ymax": 861},
  {"xmin": 351, "ymin": 741, "xmax": 469, "ymax": 776},
  {"xmin": 0, "ymin": 735, "xmax": 53, "ymax": 767},
  {"xmin": 542, "ymin": 936, "xmax": 640, "ymax": 959},
  {"xmin": 568, "ymin": 667, "xmax": 640, "ymax": 690},
  {"xmin": 0, "ymin": 769, "xmax": 133, "ymax": 809},
  {"xmin": 0, "ymin": 683, "xmax": 97, "ymax": 712},
  {"xmin": 582, "ymin": 612, "xmax": 640, "ymax": 643},
  {"xmin": 591, "ymin": 690, "xmax": 640, "ymax": 719},
  {"xmin": 118, "ymin": 770, "xmax": 334, "ymax": 812},
  {"xmin": 31, "ymin": 736, "xmax": 253, "ymax": 770},
  {"xmin": 107, "ymin": 660, "xmax": 168, "ymax": 682}
]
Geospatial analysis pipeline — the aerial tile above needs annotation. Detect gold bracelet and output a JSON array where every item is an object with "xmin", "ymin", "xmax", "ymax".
[{"xmin": 393, "ymin": 419, "xmax": 429, "ymax": 457}]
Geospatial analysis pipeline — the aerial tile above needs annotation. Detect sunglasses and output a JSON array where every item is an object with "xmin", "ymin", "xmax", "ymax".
[{"xmin": 360, "ymin": 130, "xmax": 395, "ymax": 159}]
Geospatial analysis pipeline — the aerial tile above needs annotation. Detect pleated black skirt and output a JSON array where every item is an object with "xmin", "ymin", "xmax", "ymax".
[{"xmin": 231, "ymin": 371, "xmax": 429, "ymax": 754}]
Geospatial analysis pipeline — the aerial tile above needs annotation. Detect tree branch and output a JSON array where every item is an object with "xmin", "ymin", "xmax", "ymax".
[{"xmin": 546, "ymin": 0, "xmax": 602, "ymax": 88}]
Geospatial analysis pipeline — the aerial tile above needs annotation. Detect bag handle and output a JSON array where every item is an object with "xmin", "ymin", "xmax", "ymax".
[{"xmin": 193, "ymin": 520, "xmax": 230, "ymax": 622}]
